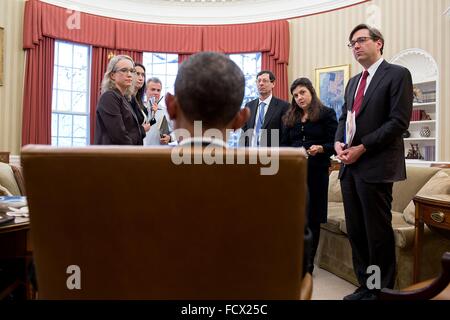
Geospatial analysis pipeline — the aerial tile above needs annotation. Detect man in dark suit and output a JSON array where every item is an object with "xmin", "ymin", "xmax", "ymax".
[
  {"xmin": 335, "ymin": 24, "xmax": 413, "ymax": 300},
  {"xmin": 240, "ymin": 70, "xmax": 289, "ymax": 147}
]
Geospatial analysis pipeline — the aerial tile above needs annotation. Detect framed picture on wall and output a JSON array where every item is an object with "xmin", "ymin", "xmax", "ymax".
[
  {"xmin": 315, "ymin": 64, "xmax": 350, "ymax": 120},
  {"xmin": 0, "ymin": 27, "xmax": 3, "ymax": 86}
]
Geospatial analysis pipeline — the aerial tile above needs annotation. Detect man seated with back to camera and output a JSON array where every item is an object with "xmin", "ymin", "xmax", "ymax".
[{"xmin": 165, "ymin": 51, "xmax": 312, "ymax": 278}]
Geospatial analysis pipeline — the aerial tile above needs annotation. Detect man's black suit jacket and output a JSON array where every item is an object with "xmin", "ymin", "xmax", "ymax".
[
  {"xmin": 335, "ymin": 60, "xmax": 413, "ymax": 183},
  {"xmin": 241, "ymin": 96, "xmax": 289, "ymax": 147}
]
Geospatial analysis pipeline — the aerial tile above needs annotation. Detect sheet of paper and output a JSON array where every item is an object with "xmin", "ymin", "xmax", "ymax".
[{"xmin": 345, "ymin": 110, "xmax": 356, "ymax": 147}]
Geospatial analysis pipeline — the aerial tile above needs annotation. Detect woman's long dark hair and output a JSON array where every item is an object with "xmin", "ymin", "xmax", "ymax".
[
  {"xmin": 282, "ymin": 77, "xmax": 324, "ymax": 128},
  {"xmin": 134, "ymin": 63, "xmax": 146, "ymax": 110}
]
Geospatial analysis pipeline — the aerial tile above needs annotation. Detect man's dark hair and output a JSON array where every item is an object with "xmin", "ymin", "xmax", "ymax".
[
  {"xmin": 175, "ymin": 52, "xmax": 245, "ymax": 128},
  {"xmin": 134, "ymin": 63, "xmax": 146, "ymax": 107},
  {"xmin": 257, "ymin": 70, "xmax": 275, "ymax": 82},
  {"xmin": 349, "ymin": 23, "xmax": 384, "ymax": 55}
]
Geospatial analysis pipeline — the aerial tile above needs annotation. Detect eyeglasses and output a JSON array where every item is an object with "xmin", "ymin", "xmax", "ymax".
[
  {"xmin": 257, "ymin": 79, "xmax": 272, "ymax": 84},
  {"xmin": 115, "ymin": 68, "xmax": 136, "ymax": 74},
  {"xmin": 347, "ymin": 37, "xmax": 372, "ymax": 48}
]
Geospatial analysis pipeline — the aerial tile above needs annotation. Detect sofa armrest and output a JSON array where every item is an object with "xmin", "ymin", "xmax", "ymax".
[{"xmin": 394, "ymin": 226, "xmax": 415, "ymax": 249}]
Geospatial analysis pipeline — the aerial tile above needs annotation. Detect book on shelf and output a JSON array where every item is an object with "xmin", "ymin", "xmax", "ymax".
[
  {"xmin": 424, "ymin": 145, "xmax": 435, "ymax": 162},
  {"xmin": 410, "ymin": 109, "xmax": 431, "ymax": 121}
]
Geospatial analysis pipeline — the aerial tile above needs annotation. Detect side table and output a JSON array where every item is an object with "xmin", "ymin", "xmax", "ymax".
[
  {"xmin": 0, "ymin": 219, "xmax": 32, "ymax": 300},
  {"xmin": 413, "ymin": 194, "xmax": 450, "ymax": 283}
]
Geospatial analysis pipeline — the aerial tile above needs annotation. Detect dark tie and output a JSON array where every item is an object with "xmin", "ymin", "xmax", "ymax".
[
  {"xmin": 255, "ymin": 102, "xmax": 266, "ymax": 146},
  {"xmin": 352, "ymin": 70, "xmax": 369, "ymax": 115}
]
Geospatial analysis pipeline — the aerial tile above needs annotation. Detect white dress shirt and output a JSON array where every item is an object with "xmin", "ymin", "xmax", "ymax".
[
  {"xmin": 251, "ymin": 94, "xmax": 272, "ymax": 147},
  {"xmin": 354, "ymin": 57, "xmax": 384, "ymax": 98}
]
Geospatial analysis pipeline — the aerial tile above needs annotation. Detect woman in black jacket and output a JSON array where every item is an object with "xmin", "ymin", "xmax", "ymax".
[
  {"xmin": 281, "ymin": 77, "xmax": 337, "ymax": 274},
  {"xmin": 94, "ymin": 55, "xmax": 144, "ymax": 145}
]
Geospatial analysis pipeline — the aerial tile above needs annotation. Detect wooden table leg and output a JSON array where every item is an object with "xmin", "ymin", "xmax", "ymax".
[{"xmin": 414, "ymin": 202, "xmax": 424, "ymax": 283}]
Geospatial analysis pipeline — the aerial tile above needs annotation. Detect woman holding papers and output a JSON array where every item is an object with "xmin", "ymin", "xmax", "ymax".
[{"xmin": 281, "ymin": 77, "xmax": 337, "ymax": 274}]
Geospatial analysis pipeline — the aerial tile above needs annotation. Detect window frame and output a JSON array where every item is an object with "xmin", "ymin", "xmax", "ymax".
[{"xmin": 51, "ymin": 40, "xmax": 91, "ymax": 147}]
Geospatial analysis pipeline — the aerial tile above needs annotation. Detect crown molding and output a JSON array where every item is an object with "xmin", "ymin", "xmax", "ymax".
[{"xmin": 41, "ymin": 0, "xmax": 368, "ymax": 25}]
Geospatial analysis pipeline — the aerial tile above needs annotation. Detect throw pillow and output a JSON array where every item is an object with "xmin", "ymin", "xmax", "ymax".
[
  {"xmin": 0, "ymin": 162, "xmax": 21, "ymax": 195},
  {"xmin": 403, "ymin": 170, "xmax": 450, "ymax": 224}
]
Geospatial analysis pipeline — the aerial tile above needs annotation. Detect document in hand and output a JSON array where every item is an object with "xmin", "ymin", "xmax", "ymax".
[
  {"xmin": 345, "ymin": 110, "xmax": 356, "ymax": 147},
  {"xmin": 159, "ymin": 116, "xmax": 170, "ymax": 136}
]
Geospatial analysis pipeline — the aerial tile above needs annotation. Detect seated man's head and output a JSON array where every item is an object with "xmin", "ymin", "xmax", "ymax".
[{"xmin": 166, "ymin": 52, "xmax": 249, "ymax": 137}]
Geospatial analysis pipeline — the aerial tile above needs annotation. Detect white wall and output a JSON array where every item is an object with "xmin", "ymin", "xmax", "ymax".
[{"xmin": 0, "ymin": 0, "xmax": 25, "ymax": 156}]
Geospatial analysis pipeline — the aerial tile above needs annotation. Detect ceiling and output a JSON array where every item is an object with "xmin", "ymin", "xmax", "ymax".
[{"xmin": 42, "ymin": 0, "xmax": 367, "ymax": 25}]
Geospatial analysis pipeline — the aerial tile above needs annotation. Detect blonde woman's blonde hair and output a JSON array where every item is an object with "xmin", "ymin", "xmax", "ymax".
[{"xmin": 100, "ymin": 55, "xmax": 135, "ymax": 95}]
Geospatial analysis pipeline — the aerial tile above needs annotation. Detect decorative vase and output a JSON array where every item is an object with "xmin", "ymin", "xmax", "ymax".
[{"xmin": 419, "ymin": 126, "xmax": 431, "ymax": 138}]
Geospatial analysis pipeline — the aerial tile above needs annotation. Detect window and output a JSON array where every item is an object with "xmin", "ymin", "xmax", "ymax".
[
  {"xmin": 142, "ymin": 52, "xmax": 261, "ymax": 147},
  {"xmin": 51, "ymin": 41, "xmax": 91, "ymax": 146},
  {"xmin": 142, "ymin": 52, "xmax": 261, "ymax": 107},
  {"xmin": 228, "ymin": 52, "xmax": 262, "ymax": 146},
  {"xmin": 229, "ymin": 52, "xmax": 262, "ymax": 107},
  {"xmin": 142, "ymin": 52, "xmax": 179, "ymax": 99}
]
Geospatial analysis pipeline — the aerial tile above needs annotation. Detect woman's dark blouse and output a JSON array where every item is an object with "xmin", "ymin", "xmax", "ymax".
[
  {"xmin": 281, "ymin": 106, "xmax": 337, "ymax": 167},
  {"xmin": 131, "ymin": 97, "xmax": 149, "ymax": 127},
  {"xmin": 94, "ymin": 89, "xmax": 144, "ymax": 145}
]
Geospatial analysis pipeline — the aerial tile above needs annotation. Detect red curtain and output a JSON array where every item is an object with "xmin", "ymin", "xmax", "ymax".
[
  {"xmin": 261, "ymin": 20, "xmax": 290, "ymax": 101},
  {"xmin": 22, "ymin": 37, "xmax": 55, "ymax": 146},
  {"xmin": 23, "ymin": 0, "xmax": 115, "ymax": 49},
  {"xmin": 22, "ymin": 0, "xmax": 43, "ymax": 48},
  {"xmin": 202, "ymin": 20, "xmax": 289, "ymax": 101},
  {"xmin": 115, "ymin": 21, "xmax": 203, "ymax": 54},
  {"xmin": 202, "ymin": 22, "xmax": 271, "ymax": 53},
  {"xmin": 178, "ymin": 54, "xmax": 191, "ymax": 65},
  {"xmin": 262, "ymin": 52, "xmax": 289, "ymax": 101},
  {"xmin": 89, "ymin": 48, "xmax": 143, "ymax": 144}
]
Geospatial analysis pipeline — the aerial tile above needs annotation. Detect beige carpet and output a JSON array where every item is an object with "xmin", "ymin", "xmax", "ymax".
[{"xmin": 311, "ymin": 265, "xmax": 357, "ymax": 300}]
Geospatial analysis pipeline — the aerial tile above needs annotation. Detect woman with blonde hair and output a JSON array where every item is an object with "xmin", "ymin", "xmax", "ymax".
[{"xmin": 94, "ymin": 55, "xmax": 144, "ymax": 145}]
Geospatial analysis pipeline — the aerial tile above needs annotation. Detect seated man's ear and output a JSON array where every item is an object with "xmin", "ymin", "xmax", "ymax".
[
  {"xmin": 230, "ymin": 107, "xmax": 250, "ymax": 131},
  {"xmin": 165, "ymin": 93, "xmax": 178, "ymax": 121}
]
